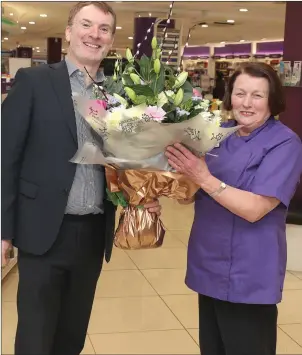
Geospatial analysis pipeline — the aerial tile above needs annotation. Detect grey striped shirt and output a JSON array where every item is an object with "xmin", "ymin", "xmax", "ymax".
[{"xmin": 65, "ymin": 58, "xmax": 104, "ymax": 215}]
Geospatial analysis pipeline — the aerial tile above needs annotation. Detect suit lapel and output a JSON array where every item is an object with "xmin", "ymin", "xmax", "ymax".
[{"xmin": 48, "ymin": 61, "xmax": 78, "ymax": 146}]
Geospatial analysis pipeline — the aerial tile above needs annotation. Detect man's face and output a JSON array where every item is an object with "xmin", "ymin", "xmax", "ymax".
[{"xmin": 65, "ymin": 4, "xmax": 115, "ymax": 66}]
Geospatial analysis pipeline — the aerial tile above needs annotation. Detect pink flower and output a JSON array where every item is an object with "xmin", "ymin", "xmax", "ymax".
[
  {"xmin": 96, "ymin": 99, "xmax": 107, "ymax": 110},
  {"xmin": 193, "ymin": 88, "xmax": 202, "ymax": 98},
  {"xmin": 144, "ymin": 106, "xmax": 166, "ymax": 122}
]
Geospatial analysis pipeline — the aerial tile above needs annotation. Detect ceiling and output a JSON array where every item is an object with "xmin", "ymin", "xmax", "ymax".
[{"xmin": 1, "ymin": 1, "xmax": 286, "ymax": 56}]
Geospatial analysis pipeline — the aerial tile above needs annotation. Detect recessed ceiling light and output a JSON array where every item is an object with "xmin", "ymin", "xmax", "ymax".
[
  {"xmin": 149, "ymin": 13, "xmax": 152, "ymax": 17},
  {"xmin": 128, "ymin": 36, "xmax": 133, "ymax": 39},
  {"xmin": 4, "ymin": 37, "xmax": 8, "ymax": 40},
  {"xmin": 220, "ymin": 41, "xmax": 226, "ymax": 44},
  {"xmin": 261, "ymin": 38, "xmax": 267, "ymax": 41},
  {"xmin": 62, "ymin": 48, "xmax": 65, "ymax": 51},
  {"xmin": 240, "ymin": 39, "xmax": 245, "ymax": 42},
  {"xmin": 227, "ymin": 19, "xmax": 235, "ymax": 23},
  {"xmin": 239, "ymin": 8, "xmax": 248, "ymax": 12},
  {"xmin": 29, "ymin": 21, "xmax": 35, "ymax": 25},
  {"xmin": 37, "ymin": 50, "xmax": 40, "ymax": 53},
  {"xmin": 9, "ymin": 13, "xmax": 13, "ymax": 16},
  {"xmin": 116, "ymin": 26, "xmax": 122, "ymax": 29},
  {"xmin": 21, "ymin": 26, "xmax": 27, "ymax": 30},
  {"xmin": 40, "ymin": 14, "xmax": 47, "ymax": 18},
  {"xmin": 201, "ymin": 24, "xmax": 208, "ymax": 28},
  {"xmin": 36, "ymin": 47, "xmax": 40, "ymax": 49}
]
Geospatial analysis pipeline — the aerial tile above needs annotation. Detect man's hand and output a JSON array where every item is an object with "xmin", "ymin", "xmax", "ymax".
[
  {"xmin": 2, "ymin": 240, "xmax": 12, "ymax": 267},
  {"xmin": 144, "ymin": 199, "xmax": 162, "ymax": 216}
]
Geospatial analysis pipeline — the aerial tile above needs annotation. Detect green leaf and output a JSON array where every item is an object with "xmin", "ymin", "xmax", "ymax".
[
  {"xmin": 133, "ymin": 95, "xmax": 147, "ymax": 105},
  {"xmin": 104, "ymin": 77, "xmax": 124, "ymax": 96},
  {"xmin": 106, "ymin": 189, "xmax": 128, "ymax": 208},
  {"xmin": 149, "ymin": 65, "xmax": 165, "ymax": 95},
  {"xmin": 182, "ymin": 81, "xmax": 194, "ymax": 103},
  {"xmin": 139, "ymin": 55, "xmax": 151, "ymax": 81},
  {"xmin": 189, "ymin": 108, "xmax": 203, "ymax": 118},
  {"xmin": 122, "ymin": 74, "xmax": 135, "ymax": 87},
  {"xmin": 180, "ymin": 98, "xmax": 193, "ymax": 111},
  {"xmin": 128, "ymin": 84, "xmax": 155, "ymax": 97},
  {"xmin": 182, "ymin": 79, "xmax": 193, "ymax": 93}
]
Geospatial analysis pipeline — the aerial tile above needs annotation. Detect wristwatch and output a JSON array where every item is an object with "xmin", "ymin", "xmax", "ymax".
[{"xmin": 209, "ymin": 181, "xmax": 227, "ymax": 197}]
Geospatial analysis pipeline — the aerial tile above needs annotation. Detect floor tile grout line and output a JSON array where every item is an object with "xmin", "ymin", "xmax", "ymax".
[
  {"xmin": 88, "ymin": 327, "xmax": 193, "ymax": 336},
  {"xmin": 277, "ymin": 325, "xmax": 302, "ymax": 349},
  {"xmin": 87, "ymin": 334, "xmax": 97, "ymax": 355},
  {"xmin": 288, "ymin": 270, "xmax": 302, "ymax": 281},
  {"xmin": 157, "ymin": 293, "xmax": 197, "ymax": 334},
  {"xmin": 184, "ymin": 328, "xmax": 200, "ymax": 347},
  {"xmin": 133, "ymin": 256, "xmax": 192, "ymax": 333}
]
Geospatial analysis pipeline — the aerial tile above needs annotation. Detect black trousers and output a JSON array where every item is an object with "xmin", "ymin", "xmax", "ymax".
[
  {"xmin": 15, "ymin": 214, "xmax": 106, "ymax": 355},
  {"xmin": 198, "ymin": 294, "xmax": 278, "ymax": 355}
]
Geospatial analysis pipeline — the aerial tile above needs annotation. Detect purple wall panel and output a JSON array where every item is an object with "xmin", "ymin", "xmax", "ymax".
[
  {"xmin": 133, "ymin": 17, "xmax": 156, "ymax": 58},
  {"xmin": 279, "ymin": 2, "xmax": 302, "ymax": 209}
]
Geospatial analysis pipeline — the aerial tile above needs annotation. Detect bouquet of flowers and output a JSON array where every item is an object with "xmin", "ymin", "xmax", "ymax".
[{"xmin": 71, "ymin": 12, "xmax": 238, "ymax": 250}]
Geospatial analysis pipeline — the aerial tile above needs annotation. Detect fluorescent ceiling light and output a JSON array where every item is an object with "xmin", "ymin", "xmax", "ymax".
[
  {"xmin": 4, "ymin": 37, "xmax": 8, "ymax": 40},
  {"xmin": 201, "ymin": 24, "xmax": 208, "ymax": 28},
  {"xmin": 40, "ymin": 14, "xmax": 47, "ymax": 17},
  {"xmin": 9, "ymin": 13, "xmax": 13, "ymax": 16},
  {"xmin": 37, "ymin": 50, "xmax": 40, "ymax": 53},
  {"xmin": 220, "ymin": 41, "xmax": 226, "ymax": 44},
  {"xmin": 36, "ymin": 47, "xmax": 40, "ymax": 49},
  {"xmin": 116, "ymin": 26, "xmax": 122, "ymax": 29},
  {"xmin": 227, "ymin": 19, "xmax": 235, "ymax": 23},
  {"xmin": 21, "ymin": 26, "xmax": 27, "ymax": 30},
  {"xmin": 239, "ymin": 8, "xmax": 248, "ymax": 12},
  {"xmin": 240, "ymin": 39, "xmax": 245, "ymax": 42},
  {"xmin": 29, "ymin": 21, "xmax": 35, "ymax": 24},
  {"xmin": 128, "ymin": 36, "xmax": 133, "ymax": 39}
]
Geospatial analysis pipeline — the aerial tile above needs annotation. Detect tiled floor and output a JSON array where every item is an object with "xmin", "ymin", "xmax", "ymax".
[{"xmin": 2, "ymin": 198, "xmax": 302, "ymax": 354}]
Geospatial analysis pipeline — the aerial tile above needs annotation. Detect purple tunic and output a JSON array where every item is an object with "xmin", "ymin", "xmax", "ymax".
[{"xmin": 185, "ymin": 117, "xmax": 302, "ymax": 304}]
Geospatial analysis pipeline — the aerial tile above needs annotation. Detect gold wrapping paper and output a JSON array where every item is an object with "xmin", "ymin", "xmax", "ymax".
[
  {"xmin": 115, "ymin": 206, "xmax": 165, "ymax": 249},
  {"xmin": 105, "ymin": 166, "xmax": 200, "ymax": 250}
]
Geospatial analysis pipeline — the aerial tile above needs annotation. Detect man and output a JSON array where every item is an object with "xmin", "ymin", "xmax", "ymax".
[{"xmin": 1, "ymin": 2, "xmax": 161, "ymax": 354}]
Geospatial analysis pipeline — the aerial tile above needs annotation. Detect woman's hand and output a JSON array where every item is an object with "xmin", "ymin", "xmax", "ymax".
[
  {"xmin": 165, "ymin": 143, "xmax": 212, "ymax": 185},
  {"xmin": 144, "ymin": 199, "xmax": 162, "ymax": 216}
]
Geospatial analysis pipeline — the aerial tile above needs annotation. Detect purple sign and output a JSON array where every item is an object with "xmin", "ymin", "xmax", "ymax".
[
  {"xmin": 183, "ymin": 46, "xmax": 210, "ymax": 57},
  {"xmin": 214, "ymin": 43, "xmax": 251, "ymax": 57},
  {"xmin": 256, "ymin": 41, "xmax": 283, "ymax": 55}
]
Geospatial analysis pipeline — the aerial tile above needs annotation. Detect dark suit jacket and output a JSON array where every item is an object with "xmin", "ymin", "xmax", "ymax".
[{"xmin": 1, "ymin": 60, "xmax": 116, "ymax": 262}]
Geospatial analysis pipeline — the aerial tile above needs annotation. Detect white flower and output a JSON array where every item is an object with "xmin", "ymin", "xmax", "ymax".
[
  {"xmin": 200, "ymin": 111, "xmax": 213, "ymax": 120},
  {"xmin": 157, "ymin": 92, "xmax": 168, "ymax": 107},
  {"xmin": 215, "ymin": 100, "xmax": 223, "ymax": 107},
  {"xmin": 176, "ymin": 107, "xmax": 190, "ymax": 116},
  {"xmin": 165, "ymin": 90, "xmax": 175, "ymax": 98},
  {"xmin": 192, "ymin": 96, "xmax": 201, "ymax": 101}
]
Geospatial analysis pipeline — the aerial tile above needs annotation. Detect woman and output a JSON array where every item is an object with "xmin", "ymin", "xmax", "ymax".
[{"xmin": 165, "ymin": 62, "xmax": 302, "ymax": 355}]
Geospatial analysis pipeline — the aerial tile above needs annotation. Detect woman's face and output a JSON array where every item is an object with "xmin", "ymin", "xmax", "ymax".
[{"xmin": 231, "ymin": 73, "xmax": 271, "ymax": 133}]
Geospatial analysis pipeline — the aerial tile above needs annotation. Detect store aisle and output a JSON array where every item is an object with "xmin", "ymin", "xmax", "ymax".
[{"xmin": 2, "ymin": 199, "xmax": 302, "ymax": 354}]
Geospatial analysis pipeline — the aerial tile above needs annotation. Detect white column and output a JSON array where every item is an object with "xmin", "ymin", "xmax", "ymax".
[{"xmin": 207, "ymin": 45, "xmax": 216, "ymax": 78}]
